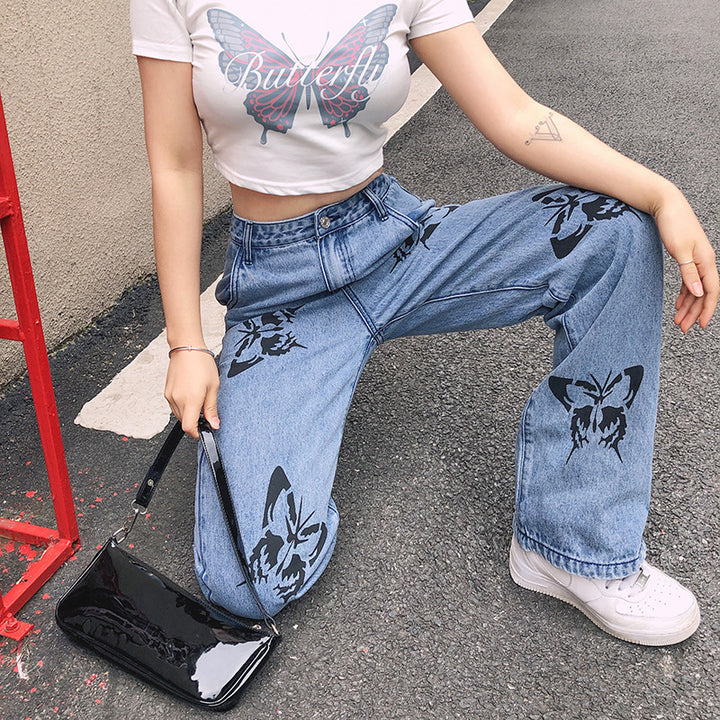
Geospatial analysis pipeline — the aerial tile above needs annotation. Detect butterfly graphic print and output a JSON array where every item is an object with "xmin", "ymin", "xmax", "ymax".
[
  {"xmin": 227, "ymin": 305, "xmax": 306, "ymax": 379},
  {"xmin": 549, "ymin": 365, "xmax": 644, "ymax": 463},
  {"xmin": 207, "ymin": 5, "xmax": 397, "ymax": 144},
  {"xmin": 532, "ymin": 188, "xmax": 641, "ymax": 258},
  {"xmin": 247, "ymin": 466, "xmax": 328, "ymax": 603},
  {"xmin": 391, "ymin": 204, "xmax": 460, "ymax": 272}
]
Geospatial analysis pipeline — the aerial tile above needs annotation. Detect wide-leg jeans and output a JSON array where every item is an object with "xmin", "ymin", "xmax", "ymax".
[{"xmin": 194, "ymin": 174, "xmax": 663, "ymax": 618}]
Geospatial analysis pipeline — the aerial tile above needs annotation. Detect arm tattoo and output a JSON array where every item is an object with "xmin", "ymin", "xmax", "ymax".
[{"xmin": 525, "ymin": 111, "xmax": 562, "ymax": 145}]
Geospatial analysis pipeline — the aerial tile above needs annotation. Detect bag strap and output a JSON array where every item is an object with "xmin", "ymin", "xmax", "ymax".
[
  {"xmin": 197, "ymin": 418, "xmax": 280, "ymax": 637},
  {"xmin": 135, "ymin": 419, "xmax": 186, "ymax": 510},
  {"xmin": 114, "ymin": 418, "xmax": 280, "ymax": 637},
  {"xmin": 112, "ymin": 421, "xmax": 187, "ymax": 542}
]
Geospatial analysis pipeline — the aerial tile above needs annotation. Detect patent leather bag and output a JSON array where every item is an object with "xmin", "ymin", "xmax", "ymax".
[{"xmin": 55, "ymin": 418, "xmax": 281, "ymax": 711}]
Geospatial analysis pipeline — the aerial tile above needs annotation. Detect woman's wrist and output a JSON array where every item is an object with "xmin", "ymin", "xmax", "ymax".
[
  {"xmin": 168, "ymin": 345, "xmax": 216, "ymax": 359},
  {"xmin": 643, "ymin": 175, "xmax": 685, "ymax": 219}
]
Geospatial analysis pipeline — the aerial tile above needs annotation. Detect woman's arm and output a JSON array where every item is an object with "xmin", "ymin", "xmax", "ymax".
[
  {"xmin": 411, "ymin": 23, "xmax": 718, "ymax": 332},
  {"xmin": 137, "ymin": 56, "xmax": 220, "ymax": 436}
]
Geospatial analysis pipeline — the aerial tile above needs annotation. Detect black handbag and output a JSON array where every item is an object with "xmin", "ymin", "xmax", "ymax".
[{"xmin": 55, "ymin": 418, "xmax": 281, "ymax": 711}]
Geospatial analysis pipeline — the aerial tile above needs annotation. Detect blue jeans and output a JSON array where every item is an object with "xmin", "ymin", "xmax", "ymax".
[{"xmin": 194, "ymin": 174, "xmax": 663, "ymax": 618}]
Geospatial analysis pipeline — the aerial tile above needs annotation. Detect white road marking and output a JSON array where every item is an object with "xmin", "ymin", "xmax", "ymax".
[
  {"xmin": 474, "ymin": 0, "xmax": 518, "ymax": 35},
  {"xmin": 75, "ymin": 0, "xmax": 516, "ymax": 439},
  {"xmin": 75, "ymin": 280, "xmax": 225, "ymax": 439}
]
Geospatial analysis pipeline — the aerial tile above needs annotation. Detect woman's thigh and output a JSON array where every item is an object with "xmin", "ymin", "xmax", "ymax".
[{"xmin": 351, "ymin": 184, "xmax": 657, "ymax": 343}]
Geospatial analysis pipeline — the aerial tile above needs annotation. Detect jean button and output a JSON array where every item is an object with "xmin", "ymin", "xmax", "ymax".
[{"xmin": 319, "ymin": 215, "xmax": 331, "ymax": 229}]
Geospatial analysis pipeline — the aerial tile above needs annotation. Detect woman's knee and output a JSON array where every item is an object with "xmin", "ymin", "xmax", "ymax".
[
  {"xmin": 613, "ymin": 209, "xmax": 664, "ymax": 294},
  {"xmin": 620, "ymin": 206, "xmax": 661, "ymax": 255},
  {"xmin": 578, "ymin": 203, "xmax": 662, "ymax": 285}
]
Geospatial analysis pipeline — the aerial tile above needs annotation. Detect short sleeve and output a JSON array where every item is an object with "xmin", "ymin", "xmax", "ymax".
[
  {"xmin": 130, "ymin": 0, "xmax": 193, "ymax": 62},
  {"xmin": 407, "ymin": 0, "xmax": 474, "ymax": 39}
]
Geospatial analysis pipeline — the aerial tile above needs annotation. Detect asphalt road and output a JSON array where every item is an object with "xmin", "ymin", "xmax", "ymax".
[{"xmin": 1, "ymin": 0, "xmax": 719, "ymax": 718}]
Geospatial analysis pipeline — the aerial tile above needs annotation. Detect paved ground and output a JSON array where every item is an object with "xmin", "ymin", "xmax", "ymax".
[{"xmin": 1, "ymin": 0, "xmax": 719, "ymax": 718}]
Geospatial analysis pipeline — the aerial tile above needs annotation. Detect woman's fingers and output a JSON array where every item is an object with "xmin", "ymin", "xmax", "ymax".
[
  {"xmin": 699, "ymin": 292, "xmax": 719, "ymax": 328},
  {"xmin": 676, "ymin": 256, "xmax": 719, "ymax": 330},
  {"xmin": 654, "ymin": 188, "xmax": 718, "ymax": 331},
  {"xmin": 698, "ymin": 258, "xmax": 720, "ymax": 328},
  {"xmin": 165, "ymin": 392, "xmax": 202, "ymax": 437},
  {"xmin": 673, "ymin": 280, "xmax": 711, "ymax": 331},
  {"xmin": 677, "ymin": 261, "xmax": 704, "ymax": 298},
  {"xmin": 180, "ymin": 401, "xmax": 203, "ymax": 438},
  {"xmin": 674, "ymin": 293, "xmax": 703, "ymax": 333},
  {"xmin": 675, "ymin": 282, "xmax": 689, "ymax": 311},
  {"xmin": 203, "ymin": 381, "xmax": 221, "ymax": 430},
  {"xmin": 164, "ymin": 351, "xmax": 220, "ymax": 438},
  {"xmin": 674, "ymin": 291, "xmax": 693, "ymax": 324}
]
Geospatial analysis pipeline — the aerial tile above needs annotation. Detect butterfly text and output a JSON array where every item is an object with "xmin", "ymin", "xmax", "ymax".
[{"xmin": 222, "ymin": 46, "xmax": 385, "ymax": 102}]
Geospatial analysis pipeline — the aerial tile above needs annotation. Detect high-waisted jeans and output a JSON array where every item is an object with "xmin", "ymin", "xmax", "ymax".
[{"xmin": 194, "ymin": 174, "xmax": 663, "ymax": 618}]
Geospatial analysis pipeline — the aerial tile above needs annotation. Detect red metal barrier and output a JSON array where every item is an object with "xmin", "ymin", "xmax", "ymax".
[{"xmin": 0, "ymin": 91, "xmax": 80, "ymax": 641}]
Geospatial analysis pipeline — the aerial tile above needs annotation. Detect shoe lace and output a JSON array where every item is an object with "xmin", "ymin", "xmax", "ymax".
[{"xmin": 604, "ymin": 568, "xmax": 649, "ymax": 597}]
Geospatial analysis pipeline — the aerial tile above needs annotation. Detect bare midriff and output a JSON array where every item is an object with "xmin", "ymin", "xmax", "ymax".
[{"xmin": 229, "ymin": 167, "xmax": 384, "ymax": 222}]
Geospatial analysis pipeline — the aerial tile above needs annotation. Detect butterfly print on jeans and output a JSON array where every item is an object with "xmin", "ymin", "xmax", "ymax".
[
  {"xmin": 549, "ymin": 365, "xmax": 644, "ymax": 463},
  {"xmin": 207, "ymin": 5, "xmax": 397, "ymax": 144},
  {"xmin": 390, "ymin": 204, "xmax": 460, "ymax": 272},
  {"xmin": 532, "ymin": 188, "xmax": 640, "ymax": 258},
  {"xmin": 247, "ymin": 467, "xmax": 328, "ymax": 603},
  {"xmin": 228, "ymin": 305, "xmax": 306, "ymax": 378}
]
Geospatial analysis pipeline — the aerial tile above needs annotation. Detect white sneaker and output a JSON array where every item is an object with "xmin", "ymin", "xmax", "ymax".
[{"xmin": 509, "ymin": 535, "xmax": 700, "ymax": 645}]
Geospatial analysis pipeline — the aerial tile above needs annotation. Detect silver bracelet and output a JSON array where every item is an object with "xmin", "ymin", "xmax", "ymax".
[{"xmin": 168, "ymin": 345, "xmax": 216, "ymax": 359}]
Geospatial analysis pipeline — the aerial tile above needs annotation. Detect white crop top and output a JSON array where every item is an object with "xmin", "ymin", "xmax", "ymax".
[{"xmin": 130, "ymin": 0, "xmax": 473, "ymax": 194}]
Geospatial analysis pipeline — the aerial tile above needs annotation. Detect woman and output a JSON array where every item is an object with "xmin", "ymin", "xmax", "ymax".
[{"xmin": 130, "ymin": 0, "xmax": 718, "ymax": 646}]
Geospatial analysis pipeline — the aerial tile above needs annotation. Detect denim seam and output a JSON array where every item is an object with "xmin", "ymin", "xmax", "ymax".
[
  {"xmin": 559, "ymin": 292, "xmax": 579, "ymax": 352},
  {"xmin": 228, "ymin": 179, "xmax": 393, "ymax": 249},
  {"xmin": 313, "ymin": 188, "xmax": 398, "ymax": 253},
  {"xmin": 376, "ymin": 178, "xmax": 392, "ymax": 202},
  {"xmin": 362, "ymin": 186, "xmax": 389, "ymax": 220},
  {"xmin": 230, "ymin": 209, "xmax": 375, "ymax": 249},
  {"xmin": 515, "ymin": 395, "xmax": 533, "ymax": 524},
  {"xmin": 313, "ymin": 176, "xmax": 390, "ymax": 236},
  {"xmin": 241, "ymin": 221, "xmax": 253, "ymax": 266},
  {"xmin": 337, "ymin": 292, "xmax": 377, "ymax": 442},
  {"xmin": 380, "ymin": 284, "xmax": 549, "ymax": 336},
  {"xmin": 514, "ymin": 525, "xmax": 644, "ymax": 572},
  {"xmin": 340, "ymin": 334, "xmax": 378, "ymax": 436},
  {"xmin": 228, "ymin": 246, "xmax": 243, "ymax": 307},
  {"xmin": 386, "ymin": 205, "xmax": 421, "ymax": 234},
  {"xmin": 545, "ymin": 287, "xmax": 570, "ymax": 304},
  {"xmin": 341, "ymin": 285, "xmax": 380, "ymax": 341},
  {"xmin": 315, "ymin": 238, "xmax": 333, "ymax": 292},
  {"xmin": 352, "ymin": 337, "xmax": 377, "ymax": 397},
  {"xmin": 561, "ymin": 314, "xmax": 576, "ymax": 353},
  {"xmin": 338, "ymin": 238, "xmax": 357, "ymax": 285}
]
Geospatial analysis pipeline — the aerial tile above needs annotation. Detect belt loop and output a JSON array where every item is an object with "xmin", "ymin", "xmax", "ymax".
[
  {"xmin": 242, "ymin": 221, "xmax": 254, "ymax": 266},
  {"xmin": 362, "ymin": 186, "xmax": 388, "ymax": 221}
]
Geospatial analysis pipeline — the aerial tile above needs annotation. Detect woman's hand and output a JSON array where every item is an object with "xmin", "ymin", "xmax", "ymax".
[
  {"xmin": 652, "ymin": 188, "xmax": 719, "ymax": 332},
  {"xmin": 164, "ymin": 351, "xmax": 221, "ymax": 438}
]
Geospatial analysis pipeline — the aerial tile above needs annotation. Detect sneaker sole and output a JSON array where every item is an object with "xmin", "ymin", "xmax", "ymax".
[{"xmin": 509, "ymin": 540, "xmax": 701, "ymax": 646}]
